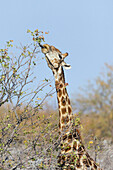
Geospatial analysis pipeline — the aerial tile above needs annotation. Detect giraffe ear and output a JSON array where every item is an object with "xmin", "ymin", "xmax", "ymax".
[{"xmin": 61, "ymin": 61, "xmax": 71, "ymax": 69}]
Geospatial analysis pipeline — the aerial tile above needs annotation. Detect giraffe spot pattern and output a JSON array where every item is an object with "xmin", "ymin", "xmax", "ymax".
[
  {"xmin": 62, "ymin": 134, "xmax": 67, "ymax": 141},
  {"xmin": 68, "ymin": 133, "xmax": 72, "ymax": 143},
  {"xmin": 58, "ymin": 89, "xmax": 62, "ymax": 98},
  {"xmin": 73, "ymin": 129, "xmax": 81, "ymax": 140},
  {"xmin": 76, "ymin": 159, "xmax": 82, "ymax": 168},
  {"xmin": 78, "ymin": 145, "xmax": 84, "ymax": 154},
  {"xmin": 57, "ymin": 98, "xmax": 60, "ymax": 103},
  {"xmin": 60, "ymin": 83, "xmax": 63, "ymax": 88},
  {"xmin": 61, "ymin": 155, "xmax": 65, "ymax": 161},
  {"xmin": 94, "ymin": 163, "xmax": 98, "ymax": 169},
  {"xmin": 68, "ymin": 106, "xmax": 72, "ymax": 115},
  {"xmin": 61, "ymin": 96, "xmax": 66, "ymax": 106},
  {"xmin": 61, "ymin": 116, "xmax": 65, "ymax": 124},
  {"xmin": 88, "ymin": 158, "xmax": 92, "ymax": 166},
  {"xmin": 64, "ymin": 144, "xmax": 71, "ymax": 152},
  {"xmin": 59, "ymin": 110, "xmax": 61, "ymax": 117},
  {"xmin": 62, "ymin": 125, "xmax": 66, "ymax": 130},
  {"xmin": 83, "ymin": 159, "xmax": 90, "ymax": 167},
  {"xmin": 68, "ymin": 98, "xmax": 70, "ymax": 105},
  {"xmin": 59, "ymin": 76, "xmax": 63, "ymax": 82},
  {"xmin": 73, "ymin": 141, "xmax": 77, "ymax": 151},
  {"xmin": 61, "ymin": 115, "xmax": 69, "ymax": 124},
  {"xmin": 55, "ymin": 80, "xmax": 59, "ymax": 86},
  {"xmin": 66, "ymin": 155, "xmax": 71, "ymax": 161},
  {"xmin": 70, "ymin": 115, "xmax": 72, "ymax": 121},
  {"xmin": 57, "ymin": 155, "xmax": 65, "ymax": 165},
  {"xmin": 86, "ymin": 152, "xmax": 90, "ymax": 158},
  {"xmin": 61, "ymin": 107, "xmax": 66, "ymax": 114},
  {"xmin": 61, "ymin": 146, "xmax": 65, "ymax": 152},
  {"xmin": 53, "ymin": 70, "xmax": 55, "ymax": 75},
  {"xmin": 63, "ymin": 88, "xmax": 66, "ymax": 95}
]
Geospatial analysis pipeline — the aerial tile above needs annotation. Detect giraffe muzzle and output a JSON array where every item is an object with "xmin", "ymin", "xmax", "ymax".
[{"xmin": 39, "ymin": 43, "xmax": 44, "ymax": 48}]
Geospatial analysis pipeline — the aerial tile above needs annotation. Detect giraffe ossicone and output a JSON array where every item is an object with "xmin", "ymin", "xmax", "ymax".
[{"xmin": 40, "ymin": 43, "xmax": 102, "ymax": 170}]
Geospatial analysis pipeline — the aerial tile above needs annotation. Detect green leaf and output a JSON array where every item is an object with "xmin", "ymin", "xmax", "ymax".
[
  {"xmin": 8, "ymin": 124, "xmax": 12, "ymax": 128},
  {"xmin": 27, "ymin": 29, "xmax": 31, "ymax": 33}
]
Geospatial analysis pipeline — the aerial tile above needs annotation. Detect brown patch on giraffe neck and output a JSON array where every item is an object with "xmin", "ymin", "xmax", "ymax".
[
  {"xmin": 68, "ymin": 106, "xmax": 72, "ymax": 115},
  {"xmin": 73, "ymin": 141, "xmax": 77, "ymax": 151},
  {"xmin": 59, "ymin": 76, "xmax": 63, "ymax": 82},
  {"xmin": 73, "ymin": 129, "xmax": 82, "ymax": 141},
  {"xmin": 62, "ymin": 134, "xmax": 67, "ymax": 141},
  {"xmin": 58, "ymin": 89, "xmax": 62, "ymax": 98},
  {"xmin": 57, "ymin": 97, "xmax": 60, "ymax": 104},
  {"xmin": 63, "ymin": 88, "xmax": 65, "ymax": 95},
  {"xmin": 59, "ymin": 110, "xmax": 61, "ymax": 117},
  {"xmin": 55, "ymin": 80, "xmax": 59, "ymax": 86},
  {"xmin": 76, "ymin": 159, "xmax": 82, "ymax": 168},
  {"xmin": 68, "ymin": 98, "xmax": 70, "ymax": 105},
  {"xmin": 68, "ymin": 133, "xmax": 72, "ymax": 143},
  {"xmin": 61, "ymin": 107, "xmax": 66, "ymax": 114},
  {"xmin": 61, "ymin": 115, "xmax": 69, "ymax": 124},
  {"xmin": 61, "ymin": 124, "xmax": 69, "ymax": 131},
  {"xmin": 61, "ymin": 96, "xmax": 66, "ymax": 106},
  {"xmin": 64, "ymin": 144, "xmax": 71, "ymax": 152},
  {"xmin": 59, "ymin": 83, "xmax": 63, "ymax": 88}
]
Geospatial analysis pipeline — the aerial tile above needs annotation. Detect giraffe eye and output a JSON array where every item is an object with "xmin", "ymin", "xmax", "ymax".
[{"xmin": 59, "ymin": 54, "xmax": 62, "ymax": 59}]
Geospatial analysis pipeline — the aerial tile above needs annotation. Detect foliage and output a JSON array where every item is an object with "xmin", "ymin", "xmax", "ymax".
[
  {"xmin": 0, "ymin": 29, "xmax": 60, "ymax": 169},
  {"xmin": 0, "ymin": 104, "xmax": 59, "ymax": 169},
  {"xmin": 72, "ymin": 63, "xmax": 113, "ymax": 140}
]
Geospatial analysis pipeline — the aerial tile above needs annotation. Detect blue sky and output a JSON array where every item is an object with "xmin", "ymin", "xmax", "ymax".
[{"xmin": 1, "ymin": 0, "xmax": 113, "ymax": 98}]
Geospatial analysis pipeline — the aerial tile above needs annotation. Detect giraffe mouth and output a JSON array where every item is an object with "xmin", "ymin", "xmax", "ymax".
[
  {"xmin": 39, "ymin": 43, "xmax": 55, "ymax": 68},
  {"xmin": 39, "ymin": 43, "xmax": 44, "ymax": 48}
]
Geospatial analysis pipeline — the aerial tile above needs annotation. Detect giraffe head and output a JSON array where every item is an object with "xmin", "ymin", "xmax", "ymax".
[{"xmin": 40, "ymin": 44, "xmax": 71, "ymax": 70}]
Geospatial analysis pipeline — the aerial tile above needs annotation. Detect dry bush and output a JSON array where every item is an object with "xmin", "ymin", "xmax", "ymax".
[
  {"xmin": 0, "ymin": 29, "xmax": 61, "ymax": 169},
  {"xmin": 72, "ymin": 63, "xmax": 113, "ymax": 141},
  {"xmin": 0, "ymin": 103, "xmax": 60, "ymax": 169}
]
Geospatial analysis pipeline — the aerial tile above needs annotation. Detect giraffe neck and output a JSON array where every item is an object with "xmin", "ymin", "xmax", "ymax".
[
  {"xmin": 53, "ymin": 66, "xmax": 73, "ymax": 134},
  {"xmin": 53, "ymin": 66, "xmax": 102, "ymax": 169}
]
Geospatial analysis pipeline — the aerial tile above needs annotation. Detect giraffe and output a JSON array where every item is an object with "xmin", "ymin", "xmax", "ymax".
[{"xmin": 39, "ymin": 44, "xmax": 102, "ymax": 170}]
